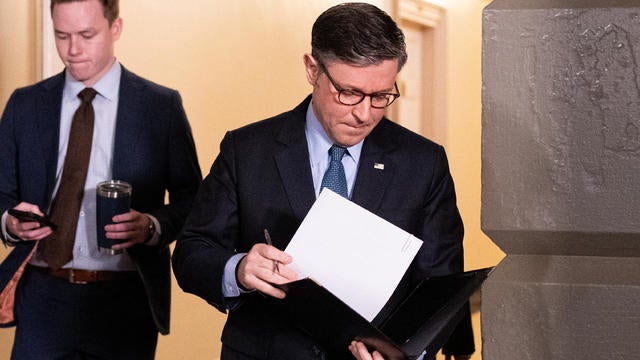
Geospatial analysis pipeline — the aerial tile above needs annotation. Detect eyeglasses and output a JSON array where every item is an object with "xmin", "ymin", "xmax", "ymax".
[{"xmin": 319, "ymin": 63, "xmax": 400, "ymax": 109}]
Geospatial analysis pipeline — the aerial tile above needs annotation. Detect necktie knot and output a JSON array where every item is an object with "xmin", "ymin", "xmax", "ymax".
[
  {"xmin": 78, "ymin": 88, "xmax": 97, "ymax": 103},
  {"xmin": 329, "ymin": 145, "xmax": 347, "ymax": 161}
]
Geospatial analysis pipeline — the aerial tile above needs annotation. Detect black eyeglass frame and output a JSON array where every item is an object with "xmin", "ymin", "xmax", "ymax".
[{"xmin": 319, "ymin": 62, "xmax": 401, "ymax": 109}]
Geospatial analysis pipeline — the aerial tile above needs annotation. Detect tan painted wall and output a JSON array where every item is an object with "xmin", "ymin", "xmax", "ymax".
[
  {"xmin": 0, "ymin": 0, "xmax": 40, "ymax": 107},
  {"xmin": 439, "ymin": 0, "xmax": 502, "ymax": 271},
  {"xmin": 0, "ymin": 1, "xmax": 503, "ymax": 359}
]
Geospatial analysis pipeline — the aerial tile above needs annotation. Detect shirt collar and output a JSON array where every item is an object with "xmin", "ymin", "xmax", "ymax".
[
  {"xmin": 63, "ymin": 60, "xmax": 121, "ymax": 102},
  {"xmin": 305, "ymin": 102, "xmax": 363, "ymax": 164}
]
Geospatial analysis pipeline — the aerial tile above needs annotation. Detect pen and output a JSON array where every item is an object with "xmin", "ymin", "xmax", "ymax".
[{"xmin": 263, "ymin": 228, "xmax": 280, "ymax": 273}]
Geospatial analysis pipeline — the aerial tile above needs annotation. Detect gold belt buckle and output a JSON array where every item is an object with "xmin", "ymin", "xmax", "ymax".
[{"xmin": 68, "ymin": 268, "xmax": 88, "ymax": 284}]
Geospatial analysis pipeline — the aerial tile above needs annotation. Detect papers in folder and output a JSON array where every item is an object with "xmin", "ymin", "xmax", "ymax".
[{"xmin": 284, "ymin": 189, "xmax": 423, "ymax": 322}]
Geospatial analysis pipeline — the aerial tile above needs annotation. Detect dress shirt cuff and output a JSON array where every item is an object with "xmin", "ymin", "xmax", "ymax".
[
  {"xmin": 1, "ymin": 211, "xmax": 21, "ymax": 245},
  {"xmin": 222, "ymin": 253, "xmax": 252, "ymax": 311},
  {"xmin": 222, "ymin": 253, "xmax": 249, "ymax": 298},
  {"xmin": 143, "ymin": 214, "xmax": 161, "ymax": 246}
]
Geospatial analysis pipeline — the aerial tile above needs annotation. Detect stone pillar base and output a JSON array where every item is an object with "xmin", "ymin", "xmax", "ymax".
[{"xmin": 482, "ymin": 255, "xmax": 640, "ymax": 359}]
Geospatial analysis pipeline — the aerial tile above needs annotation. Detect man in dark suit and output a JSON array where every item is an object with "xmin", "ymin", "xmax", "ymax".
[
  {"xmin": 172, "ymin": 3, "xmax": 471, "ymax": 360},
  {"xmin": 0, "ymin": 0, "xmax": 201, "ymax": 359}
]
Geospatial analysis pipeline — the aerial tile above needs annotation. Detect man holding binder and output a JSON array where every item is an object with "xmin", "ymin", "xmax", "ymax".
[{"xmin": 173, "ymin": 3, "xmax": 472, "ymax": 359}]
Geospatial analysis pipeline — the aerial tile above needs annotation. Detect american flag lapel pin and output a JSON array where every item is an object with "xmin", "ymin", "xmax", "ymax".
[{"xmin": 374, "ymin": 163, "xmax": 384, "ymax": 170}]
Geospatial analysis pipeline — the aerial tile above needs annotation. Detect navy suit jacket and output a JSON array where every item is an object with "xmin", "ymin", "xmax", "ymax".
[
  {"xmin": 0, "ymin": 67, "xmax": 202, "ymax": 334},
  {"xmin": 173, "ymin": 96, "xmax": 473, "ymax": 358}
]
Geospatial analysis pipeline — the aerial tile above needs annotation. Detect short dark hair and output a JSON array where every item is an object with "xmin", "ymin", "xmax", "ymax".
[
  {"xmin": 311, "ymin": 2, "xmax": 407, "ymax": 70},
  {"xmin": 50, "ymin": 0, "xmax": 119, "ymax": 25}
]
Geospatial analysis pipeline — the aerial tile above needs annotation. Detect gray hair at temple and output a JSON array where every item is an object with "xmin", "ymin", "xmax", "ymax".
[{"xmin": 311, "ymin": 2, "xmax": 408, "ymax": 71}]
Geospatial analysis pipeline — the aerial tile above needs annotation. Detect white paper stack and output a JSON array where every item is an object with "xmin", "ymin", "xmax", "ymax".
[{"xmin": 284, "ymin": 189, "xmax": 423, "ymax": 322}]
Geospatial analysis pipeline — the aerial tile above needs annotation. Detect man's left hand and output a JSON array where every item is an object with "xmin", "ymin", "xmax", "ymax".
[
  {"xmin": 348, "ymin": 341, "xmax": 385, "ymax": 360},
  {"xmin": 104, "ymin": 209, "xmax": 153, "ymax": 250}
]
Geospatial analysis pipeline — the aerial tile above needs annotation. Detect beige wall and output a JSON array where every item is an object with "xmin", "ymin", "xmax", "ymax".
[
  {"xmin": 117, "ymin": 0, "xmax": 383, "ymax": 173},
  {"xmin": 0, "ymin": 1, "xmax": 502, "ymax": 359},
  {"xmin": 440, "ymin": 0, "xmax": 502, "ymax": 272},
  {"xmin": 0, "ymin": 1, "xmax": 40, "ymax": 107}
]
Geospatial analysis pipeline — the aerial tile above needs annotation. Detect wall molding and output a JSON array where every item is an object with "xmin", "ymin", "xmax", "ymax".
[
  {"xmin": 41, "ymin": 0, "xmax": 63, "ymax": 79},
  {"xmin": 398, "ymin": 0, "xmax": 443, "ymax": 28}
]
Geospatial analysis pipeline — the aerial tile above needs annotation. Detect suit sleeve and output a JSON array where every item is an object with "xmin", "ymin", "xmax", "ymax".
[
  {"xmin": 172, "ymin": 132, "xmax": 240, "ymax": 313},
  {"xmin": 124, "ymin": 87, "xmax": 203, "ymax": 335},
  {"xmin": 0, "ymin": 92, "xmax": 20, "ymax": 245},
  {"xmin": 146, "ymin": 90, "xmax": 202, "ymax": 249},
  {"xmin": 419, "ymin": 146, "xmax": 475, "ymax": 356}
]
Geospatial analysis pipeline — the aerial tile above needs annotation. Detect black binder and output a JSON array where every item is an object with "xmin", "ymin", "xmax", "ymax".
[{"xmin": 270, "ymin": 267, "xmax": 493, "ymax": 360}]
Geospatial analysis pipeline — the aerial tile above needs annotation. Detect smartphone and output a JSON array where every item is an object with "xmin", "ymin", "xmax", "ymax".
[{"xmin": 8, "ymin": 209, "xmax": 57, "ymax": 230}]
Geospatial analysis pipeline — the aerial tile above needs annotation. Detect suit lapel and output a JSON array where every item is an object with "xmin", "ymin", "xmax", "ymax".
[
  {"xmin": 273, "ymin": 98, "xmax": 317, "ymax": 220},
  {"xmin": 37, "ymin": 73, "xmax": 65, "ymax": 202},
  {"xmin": 351, "ymin": 119, "xmax": 397, "ymax": 212},
  {"xmin": 112, "ymin": 67, "xmax": 144, "ymax": 179}
]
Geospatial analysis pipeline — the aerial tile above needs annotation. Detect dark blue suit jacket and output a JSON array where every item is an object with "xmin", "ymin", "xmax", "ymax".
[
  {"xmin": 0, "ymin": 67, "xmax": 202, "ymax": 334},
  {"xmin": 172, "ymin": 96, "xmax": 473, "ymax": 358}
]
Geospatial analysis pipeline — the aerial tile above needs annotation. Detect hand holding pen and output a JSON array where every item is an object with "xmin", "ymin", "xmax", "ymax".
[
  {"xmin": 263, "ymin": 229, "xmax": 280, "ymax": 272},
  {"xmin": 234, "ymin": 228, "xmax": 297, "ymax": 299}
]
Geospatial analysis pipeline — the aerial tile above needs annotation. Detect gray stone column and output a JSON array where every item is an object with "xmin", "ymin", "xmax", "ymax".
[{"xmin": 481, "ymin": 1, "xmax": 640, "ymax": 359}]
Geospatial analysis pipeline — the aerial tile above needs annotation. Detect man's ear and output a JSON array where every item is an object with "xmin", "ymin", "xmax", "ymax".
[
  {"xmin": 110, "ymin": 17, "xmax": 123, "ymax": 41},
  {"xmin": 303, "ymin": 54, "xmax": 320, "ymax": 86}
]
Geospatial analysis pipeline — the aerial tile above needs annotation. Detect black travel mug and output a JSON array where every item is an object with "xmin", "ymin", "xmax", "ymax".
[{"xmin": 96, "ymin": 180, "xmax": 132, "ymax": 255}]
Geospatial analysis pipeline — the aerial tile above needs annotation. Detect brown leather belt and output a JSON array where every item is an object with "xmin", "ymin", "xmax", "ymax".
[{"xmin": 30, "ymin": 265, "xmax": 138, "ymax": 284}]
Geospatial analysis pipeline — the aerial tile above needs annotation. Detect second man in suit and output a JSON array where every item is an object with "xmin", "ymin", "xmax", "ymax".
[
  {"xmin": 173, "ymin": 3, "xmax": 473, "ymax": 360},
  {"xmin": 0, "ymin": 0, "xmax": 201, "ymax": 359}
]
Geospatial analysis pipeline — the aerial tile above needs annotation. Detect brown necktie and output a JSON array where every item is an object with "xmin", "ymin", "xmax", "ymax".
[{"xmin": 40, "ymin": 88, "xmax": 97, "ymax": 269}]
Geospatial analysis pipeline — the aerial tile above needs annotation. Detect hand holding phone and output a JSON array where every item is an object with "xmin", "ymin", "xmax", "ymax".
[{"xmin": 8, "ymin": 209, "xmax": 57, "ymax": 230}]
